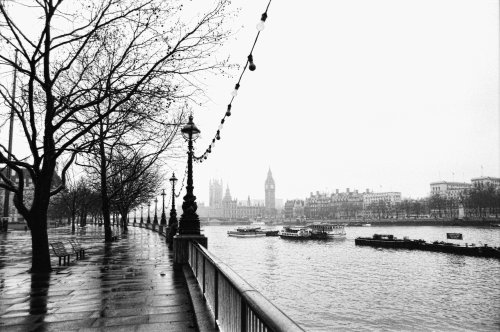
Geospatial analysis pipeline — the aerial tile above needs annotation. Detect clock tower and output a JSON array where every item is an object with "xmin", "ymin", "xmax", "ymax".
[{"xmin": 265, "ymin": 168, "xmax": 275, "ymax": 211}]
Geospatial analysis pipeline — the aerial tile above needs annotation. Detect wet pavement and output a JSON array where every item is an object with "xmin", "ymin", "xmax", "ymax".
[{"xmin": 0, "ymin": 225, "xmax": 197, "ymax": 331}]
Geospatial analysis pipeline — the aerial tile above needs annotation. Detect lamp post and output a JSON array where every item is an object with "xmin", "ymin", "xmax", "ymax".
[
  {"xmin": 178, "ymin": 115, "xmax": 201, "ymax": 235},
  {"xmin": 133, "ymin": 208, "xmax": 136, "ymax": 224},
  {"xmin": 153, "ymin": 197, "xmax": 158, "ymax": 224},
  {"xmin": 147, "ymin": 202, "xmax": 151, "ymax": 224},
  {"xmin": 173, "ymin": 115, "xmax": 207, "ymax": 264},
  {"xmin": 160, "ymin": 189, "xmax": 167, "ymax": 225},
  {"xmin": 140, "ymin": 205, "xmax": 144, "ymax": 224},
  {"xmin": 167, "ymin": 173, "xmax": 178, "ymax": 247}
]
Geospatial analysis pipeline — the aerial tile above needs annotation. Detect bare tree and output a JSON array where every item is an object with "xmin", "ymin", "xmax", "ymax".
[
  {"xmin": 107, "ymin": 151, "xmax": 163, "ymax": 232},
  {"xmin": 0, "ymin": 0, "xmax": 234, "ymax": 272}
]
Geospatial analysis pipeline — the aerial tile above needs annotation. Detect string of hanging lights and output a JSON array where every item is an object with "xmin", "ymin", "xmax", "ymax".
[
  {"xmin": 175, "ymin": 163, "xmax": 188, "ymax": 198},
  {"xmin": 194, "ymin": 0, "xmax": 272, "ymax": 163}
]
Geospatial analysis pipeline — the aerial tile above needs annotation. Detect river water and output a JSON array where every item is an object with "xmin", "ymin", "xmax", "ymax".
[{"xmin": 202, "ymin": 225, "xmax": 500, "ymax": 331}]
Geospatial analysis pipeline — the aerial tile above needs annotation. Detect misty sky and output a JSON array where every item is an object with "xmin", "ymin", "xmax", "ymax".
[
  {"xmin": 1, "ymin": 0, "xmax": 499, "ymax": 205},
  {"xmin": 177, "ymin": 0, "xmax": 499, "ymax": 204}
]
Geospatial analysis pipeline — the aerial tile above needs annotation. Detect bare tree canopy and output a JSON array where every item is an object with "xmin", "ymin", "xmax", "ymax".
[{"xmin": 0, "ymin": 0, "xmax": 234, "ymax": 272}]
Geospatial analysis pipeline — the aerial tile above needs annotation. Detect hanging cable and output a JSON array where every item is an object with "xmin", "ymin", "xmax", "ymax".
[{"xmin": 194, "ymin": 0, "xmax": 272, "ymax": 163}]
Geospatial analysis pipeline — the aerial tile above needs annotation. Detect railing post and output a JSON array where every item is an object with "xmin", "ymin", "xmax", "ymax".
[
  {"xmin": 241, "ymin": 298, "xmax": 247, "ymax": 332},
  {"xmin": 195, "ymin": 246, "xmax": 198, "ymax": 277},
  {"xmin": 214, "ymin": 270, "xmax": 219, "ymax": 320},
  {"xmin": 202, "ymin": 255, "xmax": 206, "ymax": 294}
]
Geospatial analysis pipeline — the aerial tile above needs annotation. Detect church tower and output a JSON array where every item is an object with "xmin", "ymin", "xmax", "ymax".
[
  {"xmin": 209, "ymin": 179, "xmax": 223, "ymax": 207},
  {"xmin": 265, "ymin": 168, "xmax": 275, "ymax": 211}
]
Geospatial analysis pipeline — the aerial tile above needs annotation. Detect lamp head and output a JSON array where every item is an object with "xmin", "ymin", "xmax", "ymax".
[
  {"xmin": 170, "ymin": 172, "xmax": 178, "ymax": 185},
  {"xmin": 181, "ymin": 115, "xmax": 201, "ymax": 141}
]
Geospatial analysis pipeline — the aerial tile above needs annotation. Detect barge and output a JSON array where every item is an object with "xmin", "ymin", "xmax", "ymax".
[
  {"xmin": 227, "ymin": 227, "xmax": 279, "ymax": 237},
  {"xmin": 355, "ymin": 234, "xmax": 500, "ymax": 259}
]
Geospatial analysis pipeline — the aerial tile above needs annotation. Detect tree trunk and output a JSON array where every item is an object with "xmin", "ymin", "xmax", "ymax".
[
  {"xmin": 19, "ymin": 174, "xmax": 54, "ymax": 273},
  {"xmin": 71, "ymin": 193, "xmax": 76, "ymax": 233},
  {"xmin": 99, "ymin": 127, "xmax": 112, "ymax": 242},
  {"xmin": 30, "ymin": 218, "xmax": 52, "ymax": 272},
  {"xmin": 121, "ymin": 211, "xmax": 128, "ymax": 232}
]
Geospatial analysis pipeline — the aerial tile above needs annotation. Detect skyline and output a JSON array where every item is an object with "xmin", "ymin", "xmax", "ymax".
[{"xmin": 197, "ymin": 171, "xmax": 497, "ymax": 206}]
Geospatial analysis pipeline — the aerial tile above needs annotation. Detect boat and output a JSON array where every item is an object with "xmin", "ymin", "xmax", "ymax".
[
  {"xmin": 227, "ymin": 227, "xmax": 266, "ymax": 238},
  {"xmin": 355, "ymin": 234, "xmax": 500, "ymax": 259},
  {"xmin": 278, "ymin": 227, "xmax": 312, "ymax": 239},
  {"xmin": 262, "ymin": 229, "xmax": 279, "ymax": 236},
  {"xmin": 361, "ymin": 223, "xmax": 372, "ymax": 227},
  {"xmin": 308, "ymin": 223, "xmax": 346, "ymax": 239}
]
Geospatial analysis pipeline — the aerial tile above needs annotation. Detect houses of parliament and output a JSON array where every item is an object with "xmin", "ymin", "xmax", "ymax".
[{"xmin": 198, "ymin": 169, "xmax": 277, "ymax": 220}]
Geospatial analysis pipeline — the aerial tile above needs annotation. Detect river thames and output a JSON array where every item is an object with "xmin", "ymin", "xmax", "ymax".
[{"xmin": 202, "ymin": 225, "xmax": 500, "ymax": 331}]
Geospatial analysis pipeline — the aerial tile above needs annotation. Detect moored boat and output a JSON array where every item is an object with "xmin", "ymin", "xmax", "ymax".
[
  {"xmin": 278, "ymin": 227, "xmax": 312, "ymax": 239},
  {"xmin": 263, "ymin": 229, "xmax": 279, "ymax": 236},
  {"xmin": 308, "ymin": 223, "xmax": 346, "ymax": 239},
  {"xmin": 227, "ymin": 227, "xmax": 266, "ymax": 238}
]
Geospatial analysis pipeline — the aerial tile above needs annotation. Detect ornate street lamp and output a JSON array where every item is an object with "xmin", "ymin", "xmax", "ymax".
[
  {"xmin": 178, "ymin": 115, "xmax": 201, "ymax": 235},
  {"xmin": 167, "ymin": 173, "xmax": 178, "ymax": 246},
  {"xmin": 153, "ymin": 197, "xmax": 158, "ymax": 224},
  {"xmin": 140, "ymin": 205, "xmax": 144, "ymax": 224},
  {"xmin": 147, "ymin": 202, "xmax": 151, "ymax": 224},
  {"xmin": 160, "ymin": 189, "xmax": 167, "ymax": 225}
]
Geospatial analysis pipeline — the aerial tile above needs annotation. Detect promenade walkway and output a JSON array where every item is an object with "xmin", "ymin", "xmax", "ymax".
[{"xmin": 0, "ymin": 224, "xmax": 198, "ymax": 331}]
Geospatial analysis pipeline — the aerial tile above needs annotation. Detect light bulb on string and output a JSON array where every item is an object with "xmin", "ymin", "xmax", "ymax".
[
  {"xmin": 256, "ymin": 12, "xmax": 267, "ymax": 31},
  {"xmin": 231, "ymin": 83, "xmax": 240, "ymax": 97},
  {"xmin": 218, "ymin": 123, "xmax": 223, "ymax": 131},
  {"xmin": 248, "ymin": 54, "xmax": 256, "ymax": 71},
  {"xmin": 226, "ymin": 104, "xmax": 232, "ymax": 117},
  {"xmin": 216, "ymin": 130, "xmax": 220, "ymax": 140}
]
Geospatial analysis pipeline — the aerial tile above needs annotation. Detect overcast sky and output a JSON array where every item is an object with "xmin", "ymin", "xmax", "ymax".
[
  {"xmin": 1, "ymin": 0, "xmax": 499, "ymax": 205},
  {"xmin": 175, "ymin": 0, "xmax": 499, "ymax": 204}
]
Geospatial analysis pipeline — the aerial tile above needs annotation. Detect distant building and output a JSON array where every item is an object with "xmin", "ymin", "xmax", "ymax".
[
  {"xmin": 275, "ymin": 198, "xmax": 284, "ymax": 210},
  {"xmin": 1, "ymin": 169, "xmax": 62, "ymax": 229},
  {"xmin": 304, "ymin": 189, "xmax": 364, "ymax": 220},
  {"xmin": 284, "ymin": 199, "xmax": 305, "ymax": 220},
  {"xmin": 264, "ymin": 168, "xmax": 276, "ymax": 215},
  {"xmin": 363, "ymin": 191, "xmax": 402, "ymax": 207},
  {"xmin": 332, "ymin": 189, "xmax": 364, "ymax": 219},
  {"xmin": 199, "ymin": 184, "xmax": 266, "ymax": 220},
  {"xmin": 471, "ymin": 176, "xmax": 500, "ymax": 189},
  {"xmin": 222, "ymin": 186, "xmax": 237, "ymax": 219},
  {"xmin": 209, "ymin": 179, "xmax": 223, "ymax": 207},
  {"xmin": 430, "ymin": 181, "xmax": 472, "ymax": 199},
  {"xmin": 0, "ymin": 169, "xmax": 34, "ymax": 226}
]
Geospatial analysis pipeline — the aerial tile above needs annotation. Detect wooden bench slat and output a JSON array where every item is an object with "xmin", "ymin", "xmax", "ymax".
[
  {"xmin": 68, "ymin": 239, "xmax": 86, "ymax": 259},
  {"xmin": 50, "ymin": 242, "xmax": 71, "ymax": 266}
]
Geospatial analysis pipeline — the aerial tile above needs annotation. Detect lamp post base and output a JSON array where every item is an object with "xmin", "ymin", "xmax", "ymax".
[{"xmin": 173, "ymin": 235, "xmax": 207, "ymax": 265}]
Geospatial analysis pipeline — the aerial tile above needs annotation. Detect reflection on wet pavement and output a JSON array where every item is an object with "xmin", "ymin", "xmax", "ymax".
[{"xmin": 0, "ymin": 225, "xmax": 196, "ymax": 331}]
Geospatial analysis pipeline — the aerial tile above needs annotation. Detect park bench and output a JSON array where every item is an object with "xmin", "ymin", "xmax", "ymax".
[
  {"xmin": 50, "ymin": 242, "xmax": 71, "ymax": 266},
  {"xmin": 68, "ymin": 239, "xmax": 86, "ymax": 259}
]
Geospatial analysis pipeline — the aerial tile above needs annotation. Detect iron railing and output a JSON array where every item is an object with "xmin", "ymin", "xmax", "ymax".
[{"xmin": 188, "ymin": 241, "xmax": 304, "ymax": 332}]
